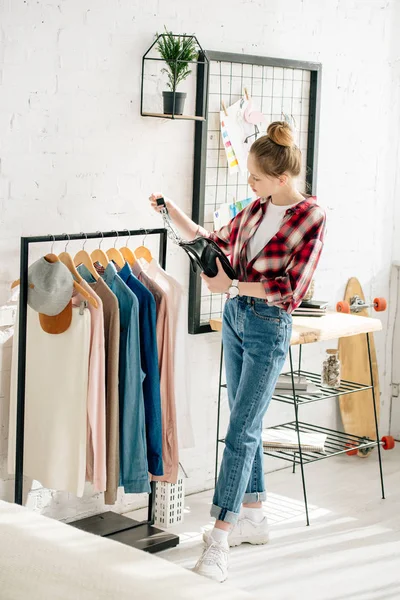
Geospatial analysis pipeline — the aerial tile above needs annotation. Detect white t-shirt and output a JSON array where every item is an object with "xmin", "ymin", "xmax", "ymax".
[
  {"xmin": 247, "ymin": 199, "xmax": 299, "ymax": 262},
  {"xmin": 9, "ymin": 304, "xmax": 91, "ymax": 497}
]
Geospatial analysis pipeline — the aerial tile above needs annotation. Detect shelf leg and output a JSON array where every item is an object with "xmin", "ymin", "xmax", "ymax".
[
  {"xmin": 290, "ymin": 347, "xmax": 310, "ymax": 526},
  {"xmin": 298, "ymin": 344, "xmax": 303, "ymax": 373},
  {"xmin": 291, "ymin": 345, "xmax": 302, "ymax": 476},
  {"xmin": 366, "ymin": 333, "xmax": 385, "ymax": 500},
  {"xmin": 215, "ymin": 342, "xmax": 224, "ymax": 488}
]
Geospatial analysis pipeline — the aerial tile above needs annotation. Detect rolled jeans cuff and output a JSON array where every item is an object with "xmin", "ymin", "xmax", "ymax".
[
  {"xmin": 210, "ymin": 504, "xmax": 240, "ymax": 525},
  {"xmin": 243, "ymin": 491, "xmax": 267, "ymax": 504}
]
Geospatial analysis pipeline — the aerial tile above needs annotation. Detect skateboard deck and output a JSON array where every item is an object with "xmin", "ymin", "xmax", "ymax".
[{"xmin": 338, "ymin": 278, "xmax": 380, "ymax": 456}]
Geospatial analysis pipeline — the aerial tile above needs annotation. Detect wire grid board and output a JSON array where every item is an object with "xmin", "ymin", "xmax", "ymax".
[{"xmin": 193, "ymin": 53, "xmax": 321, "ymax": 331}]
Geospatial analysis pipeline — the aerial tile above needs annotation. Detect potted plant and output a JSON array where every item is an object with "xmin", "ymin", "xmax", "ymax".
[{"xmin": 156, "ymin": 29, "xmax": 198, "ymax": 116}]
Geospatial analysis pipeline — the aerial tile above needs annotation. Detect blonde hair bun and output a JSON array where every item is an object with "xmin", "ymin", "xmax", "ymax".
[{"xmin": 267, "ymin": 121, "xmax": 294, "ymax": 148}]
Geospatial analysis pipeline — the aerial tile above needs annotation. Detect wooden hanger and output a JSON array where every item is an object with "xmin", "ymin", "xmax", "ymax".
[
  {"xmin": 106, "ymin": 231, "xmax": 126, "ymax": 269},
  {"xmin": 11, "ymin": 235, "xmax": 61, "ymax": 289},
  {"xmin": 11, "ymin": 279, "xmax": 33, "ymax": 290},
  {"xmin": 10, "ymin": 259, "xmax": 58, "ymax": 289},
  {"xmin": 59, "ymin": 235, "xmax": 83, "ymax": 281},
  {"xmin": 119, "ymin": 229, "xmax": 137, "ymax": 266},
  {"xmin": 59, "ymin": 235, "xmax": 98, "ymax": 308},
  {"xmin": 91, "ymin": 232, "xmax": 110, "ymax": 269},
  {"xmin": 11, "ymin": 252, "xmax": 98, "ymax": 309},
  {"xmin": 73, "ymin": 281, "xmax": 98, "ymax": 309},
  {"xmin": 74, "ymin": 233, "xmax": 99, "ymax": 281},
  {"xmin": 11, "ymin": 234, "xmax": 59, "ymax": 288},
  {"xmin": 135, "ymin": 230, "xmax": 153, "ymax": 264},
  {"xmin": 43, "ymin": 253, "xmax": 59, "ymax": 263}
]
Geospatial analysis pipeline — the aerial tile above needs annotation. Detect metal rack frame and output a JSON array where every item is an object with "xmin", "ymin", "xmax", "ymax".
[
  {"xmin": 14, "ymin": 228, "xmax": 179, "ymax": 554},
  {"xmin": 214, "ymin": 335, "xmax": 385, "ymax": 526}
]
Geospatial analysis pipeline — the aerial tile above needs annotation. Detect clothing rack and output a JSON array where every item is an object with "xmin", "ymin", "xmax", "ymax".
[{"xmin": 14, "ymin": 227, "xmax": 179, "ymax": 554}]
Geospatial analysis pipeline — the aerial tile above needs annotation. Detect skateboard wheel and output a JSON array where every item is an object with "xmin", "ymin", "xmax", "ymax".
[
  {"xmin": 345, "ymin": 442, "xmax": 358, "ymax": 456},
  {"xmin": 381, "ymin": 435, "xmax": 395, "ymax": 450},
  {"xmin": 358, "ymin": 447, "xmax": 373, "ymax": 457},
  {"xmin": 373, "ymin": 297, "xmax": 387, "ymax": 312},
  {"xmin": 337, "ymin": 301, "xmax": 350, "ymax": 314}
]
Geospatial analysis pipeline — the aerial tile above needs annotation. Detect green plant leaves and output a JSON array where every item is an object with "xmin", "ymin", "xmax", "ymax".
[{"xmin": 156, "ymin": 29, "xmax": 198, "ymax": 91}]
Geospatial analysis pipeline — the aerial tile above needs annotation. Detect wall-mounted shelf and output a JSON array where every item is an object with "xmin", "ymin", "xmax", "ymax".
[
  {"xmin": 141, "ymin": 33, "xmax": 209, "ymax": 122},
  {"xmin": 141, "ymin": 112, "xmax": 206, "ymax": 121}
]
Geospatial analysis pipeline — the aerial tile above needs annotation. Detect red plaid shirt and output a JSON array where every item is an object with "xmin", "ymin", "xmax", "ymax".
[{"xmin": 200, "ymin": 196, "xmax": 326, "ymax": 314}]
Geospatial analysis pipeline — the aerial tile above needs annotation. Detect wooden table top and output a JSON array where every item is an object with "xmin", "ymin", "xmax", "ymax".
[{"xmin": 210, "ymin": 311, "xmax": 382, "ymax": 346}]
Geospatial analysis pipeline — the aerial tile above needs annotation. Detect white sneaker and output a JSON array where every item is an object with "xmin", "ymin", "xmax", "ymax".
[
  {"xmin": 203, "ymin": 516, "xmax": 270, "ymax": 548},
  {"xmin": 193, "ymin": 538, "xmax": 229, "ymax": 583}
]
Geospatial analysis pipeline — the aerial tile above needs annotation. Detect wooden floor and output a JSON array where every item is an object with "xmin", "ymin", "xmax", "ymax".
[{"xmin": 128, "ymin": 447, "xmax": 400, "ymax": 599}]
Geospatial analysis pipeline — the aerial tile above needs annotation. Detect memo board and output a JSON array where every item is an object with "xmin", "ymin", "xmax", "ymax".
[{"xmin": 188, "ymin": 51, "xmax": 322, "ymax": 334}]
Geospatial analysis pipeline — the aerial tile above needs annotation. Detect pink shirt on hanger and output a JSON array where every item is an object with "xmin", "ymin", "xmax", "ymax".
[
  {"xmin": 131, "ymin": 261, "xmax": 179, "ymax": 484},
  {"xmin": 141, "ymin": 259, "xmax": 194, "ymax": 450},
  {"xmin": 72, "ymin": 281, "xmax": 107, "ymax": 493}
]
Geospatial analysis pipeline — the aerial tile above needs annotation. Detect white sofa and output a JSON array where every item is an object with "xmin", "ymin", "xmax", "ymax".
[{"xmin": 0, "ymin": 501, "xmax": 250, "ymax": 599}]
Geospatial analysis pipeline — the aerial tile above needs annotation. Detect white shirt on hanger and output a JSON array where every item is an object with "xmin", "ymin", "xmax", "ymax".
[
  {"xmin": 246, "ymin": 199, "xmax": 300, "ymax": 263},
  {"xmin": 8, "ymin": 304, "xmax": 91, "ymax": 497}
]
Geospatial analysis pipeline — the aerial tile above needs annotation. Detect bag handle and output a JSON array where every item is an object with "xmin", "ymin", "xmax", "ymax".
[{"xmin": 156, "ymin": 198, "xmax": 184, "ymax": 245}]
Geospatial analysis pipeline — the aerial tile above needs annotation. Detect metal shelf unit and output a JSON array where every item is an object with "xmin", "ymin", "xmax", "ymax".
[
  {"xmin": 221, "ymin": 369, "xmax": 373, "ymax": 406},
  {"xmin": 214, "ymin": 335, "xmax": 385, "ymax": 526},
  {"xmin": 220, "ymin": 421, "xmax": 379, "ymax": 465}
]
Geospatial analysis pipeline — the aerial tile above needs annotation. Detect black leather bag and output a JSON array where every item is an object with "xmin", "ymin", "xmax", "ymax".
[
  {"xmin": 157, "ymin": 197, "xmax": 236, "ymax": 279},
  {"xmin": 179, "ymin": 236, "xmax": 236, "ymax": 279}
]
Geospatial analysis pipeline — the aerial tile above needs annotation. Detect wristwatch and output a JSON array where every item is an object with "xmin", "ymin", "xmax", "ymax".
[{"xmin": 227, "ymin": 279, "xmax": 240, "ymax": 299}]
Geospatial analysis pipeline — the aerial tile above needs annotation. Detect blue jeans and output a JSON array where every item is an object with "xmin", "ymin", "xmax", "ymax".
[{"xmin": 211, "ymin": 296, "xmax": 292, "ymax": 525}]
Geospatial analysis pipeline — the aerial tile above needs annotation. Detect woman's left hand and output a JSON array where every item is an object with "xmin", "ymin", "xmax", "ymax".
[{"xmin": 200, "ymin": 258, "xmax": 232, "ymax": 294}]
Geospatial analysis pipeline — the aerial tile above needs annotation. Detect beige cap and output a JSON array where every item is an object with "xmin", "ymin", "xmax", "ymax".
[{"xmin": 39, "ymin": 300, "xmax": 73, "ymax": 334}]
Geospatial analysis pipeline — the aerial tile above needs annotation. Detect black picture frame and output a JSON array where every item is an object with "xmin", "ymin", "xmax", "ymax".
[{"xmin": 188, "ymin": 51, "xmax": 322, "ymax": 335}]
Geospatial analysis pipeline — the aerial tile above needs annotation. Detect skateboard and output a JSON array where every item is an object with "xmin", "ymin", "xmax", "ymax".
[{"xmin": 337, "ymin": 277, "xmax": 394, "ymax": 457}]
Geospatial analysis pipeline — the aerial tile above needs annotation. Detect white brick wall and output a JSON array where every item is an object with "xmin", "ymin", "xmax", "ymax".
[{"xmin": 0, "ymin": 0, "xmax": 398, "ymax": 521}]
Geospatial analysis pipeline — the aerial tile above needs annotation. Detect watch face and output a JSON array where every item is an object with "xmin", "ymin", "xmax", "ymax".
[{"xmin": 229, "ymin": 286, "xmax": 239, "ymax": 298}]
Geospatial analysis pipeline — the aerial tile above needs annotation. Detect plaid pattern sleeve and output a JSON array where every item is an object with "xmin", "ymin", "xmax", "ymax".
[
  {"xmin": 260, "ymin": 216, "xmax": 325, "ymax": 311},
  {"xmin": 200, "ymin": 196, "xmax": 326, "ymax": 314}
]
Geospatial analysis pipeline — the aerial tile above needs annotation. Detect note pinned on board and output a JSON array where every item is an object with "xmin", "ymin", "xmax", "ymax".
[
  {"xmin": 220, "ymin": 116, "xmax": 240, "ymax": 174},
  {"xmin": 220, "ymin": 98, "xmax": 251, "ymax": 175}
]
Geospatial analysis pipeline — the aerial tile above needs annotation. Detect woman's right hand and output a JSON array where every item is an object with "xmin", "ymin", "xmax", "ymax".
[
  {"xmin": 149, "ymin": 193, "xmax": 200, "ymax": 241},
  {"xmin": 149, "ymin": 193, "xmax": 175, "ymax": 214}
]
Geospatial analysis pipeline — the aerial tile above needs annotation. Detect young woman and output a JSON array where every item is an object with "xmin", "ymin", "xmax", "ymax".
[{"xmin": 149, "ymin": 121, "xmax": 326, "ymax": 583}]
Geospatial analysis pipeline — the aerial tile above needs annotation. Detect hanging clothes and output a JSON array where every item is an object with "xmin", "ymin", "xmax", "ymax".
[
  {"xmin": 8, "ymin": 305, "xmax": 91, "ymax": 497},
  {"xmin": 118, "ymin": 262, "xmax": 163, "ymax": 477},
  {"xmin": 141, "ymin": 259, "xmax": 195, "ymax": 450},
  {"xmin": 72, "ymin": 281, "xmax": 107, "ymax": 494},
  {"xmin": 80, "ymin": 262, "xmax": 150, "ymax": 495},
  {"xmin": 131, "ymin": 261, "xmax": 179, "ymax": 484},
  {"xmin": 77, "ymin": 268, "xmax": 120, "ymax": 505}
]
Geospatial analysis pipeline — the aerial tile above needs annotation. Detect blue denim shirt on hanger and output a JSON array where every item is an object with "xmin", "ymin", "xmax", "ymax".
[
  {"xmin": 78, "ymin": 263, "xmax": 150, "ymax": 494},
  {"xmin": 118, "ymin": 262, "xmax": 163, "ymax": 477}
]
